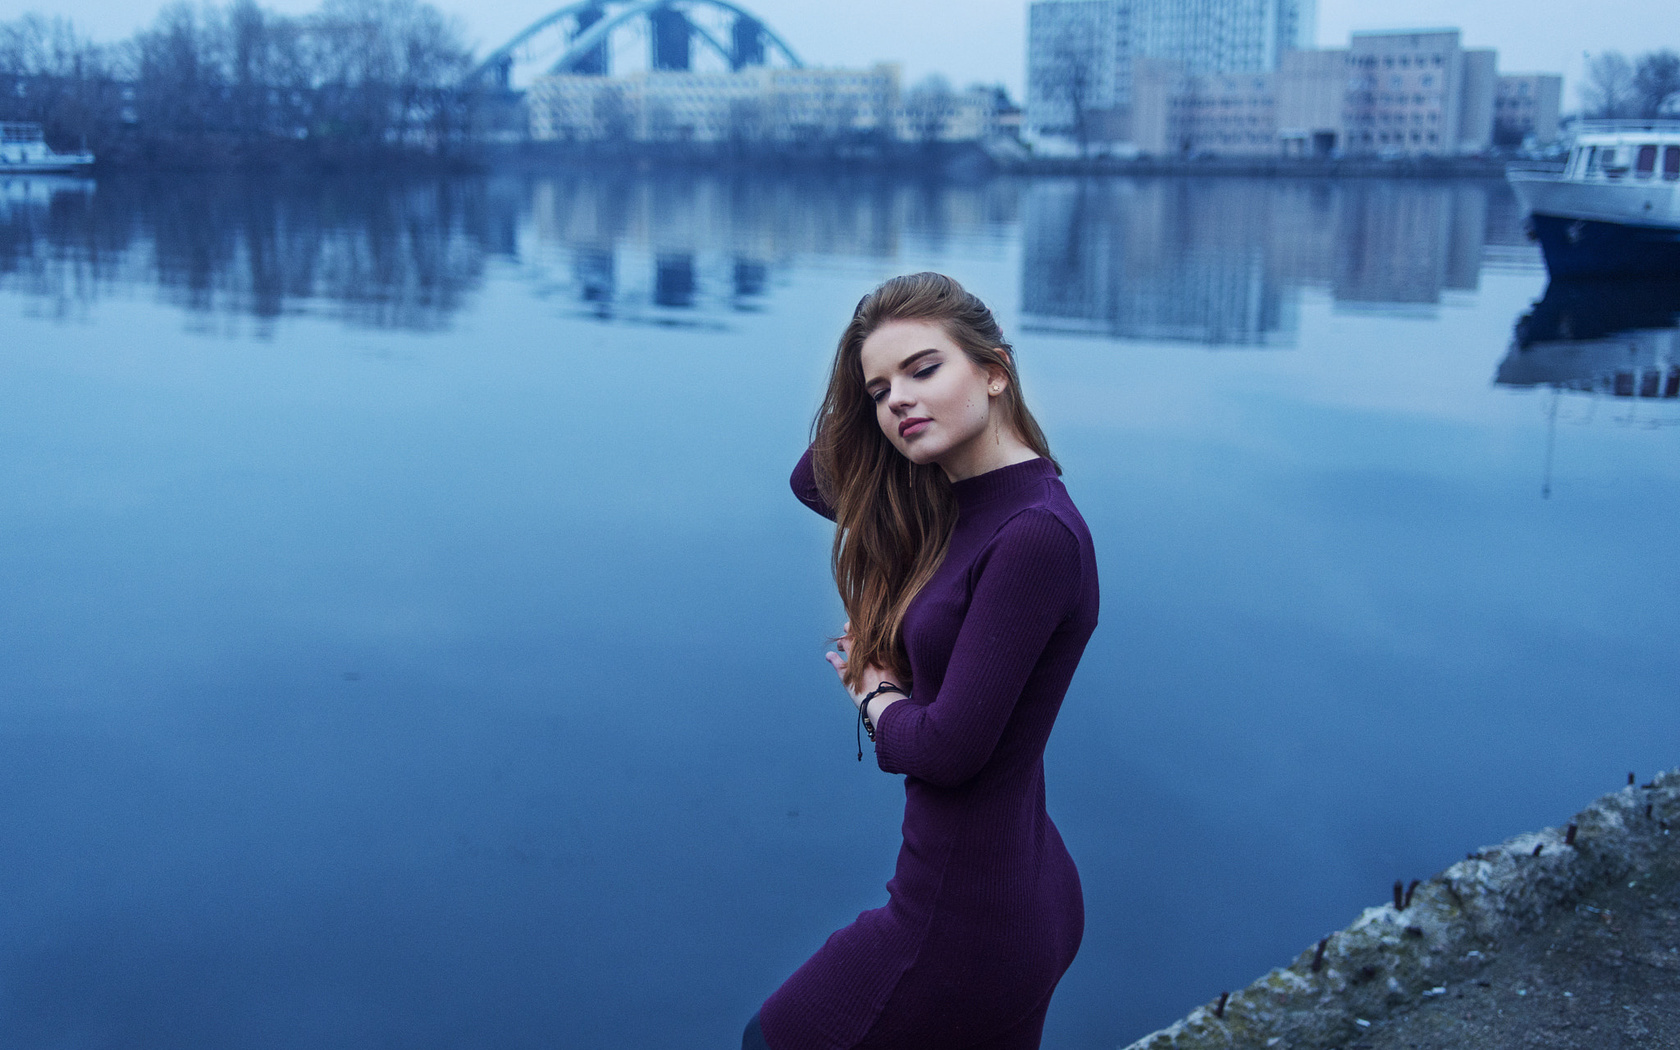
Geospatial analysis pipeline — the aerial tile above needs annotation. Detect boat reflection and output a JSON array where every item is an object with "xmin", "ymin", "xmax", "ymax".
[{"xmin": 1496, "ymin": 278, "xmax": 1680, "ymax": 398}]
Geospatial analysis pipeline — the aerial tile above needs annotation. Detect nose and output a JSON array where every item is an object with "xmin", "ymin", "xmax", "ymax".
[{"xmin": 885, "ymin": 380, "xmax": 916, "ymax": 413}]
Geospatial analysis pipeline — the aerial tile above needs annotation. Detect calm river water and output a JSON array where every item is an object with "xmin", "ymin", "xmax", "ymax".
[{"xmin": 3, "ymin": 171, "xmax": 1677, "ymax": 1049}]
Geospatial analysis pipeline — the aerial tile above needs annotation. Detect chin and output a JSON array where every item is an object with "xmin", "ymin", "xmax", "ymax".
[{"xmin": 893, "ymin": 439, "xmax": 945, "ymax": 466}]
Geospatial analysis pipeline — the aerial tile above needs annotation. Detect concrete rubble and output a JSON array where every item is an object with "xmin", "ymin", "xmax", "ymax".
[{"xmin": 1121, "ymin": 768, "xmax": 1680, "ymax": 1050}]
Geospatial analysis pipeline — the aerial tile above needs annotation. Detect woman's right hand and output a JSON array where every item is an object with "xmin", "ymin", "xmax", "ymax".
[{"xmin": 826, "ymin": 621, "xmax": 906, "ymax": 720}]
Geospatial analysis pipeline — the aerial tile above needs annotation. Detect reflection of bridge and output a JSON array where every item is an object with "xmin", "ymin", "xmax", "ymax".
[{"xmin": 470, "ymin": 0, "xmax": 803, "ymax": 88}]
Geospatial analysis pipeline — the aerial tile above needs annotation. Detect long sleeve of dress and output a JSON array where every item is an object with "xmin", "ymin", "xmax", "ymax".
[
  {"xmin": 790, "ymin": 447, "xmax": 837, "ymax": 521},
  {"xmin": 872, "ymin": 508, "xmax": 1082, "ymax": 788}
]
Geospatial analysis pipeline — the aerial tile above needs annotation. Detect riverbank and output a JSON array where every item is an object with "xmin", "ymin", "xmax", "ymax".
[
  {"xmin": 1013, "ymin": 155, "xmax": 1515, "ymax": 179},
  {"xmin": 471, "ymin": 141, "xmax": 1522, "ymax": 180},
  {"xmin": 1123, "ymin": 769, "xmax": 1680, "ymax": 1050},
  {"xmin": 67, "ymin": 136, "xmax": 1528, "ymax": 181}
]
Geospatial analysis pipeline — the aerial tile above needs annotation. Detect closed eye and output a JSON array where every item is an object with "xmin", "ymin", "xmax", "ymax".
[{"xmin": 913, "ymin": 364, "xmax": 939, "ymax": 380}]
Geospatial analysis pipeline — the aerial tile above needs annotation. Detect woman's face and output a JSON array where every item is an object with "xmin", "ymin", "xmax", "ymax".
[{"xmin": 858, "ymin": 319, "xmax": 1005, "ymax": 476}]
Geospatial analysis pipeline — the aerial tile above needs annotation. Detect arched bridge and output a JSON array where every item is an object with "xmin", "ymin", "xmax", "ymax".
[{"xmin": 470, "ymin": 0, "xmax": 804, "ymax": 87}]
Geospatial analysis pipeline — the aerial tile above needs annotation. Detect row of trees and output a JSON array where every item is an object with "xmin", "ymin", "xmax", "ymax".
[
  {"xmin": 1581, "ymin": 49, "xmax": 1680, "ymax": 120},
  {"xmin": 0, "ymin": 0, "xmax": 478, "ymax": 165}
]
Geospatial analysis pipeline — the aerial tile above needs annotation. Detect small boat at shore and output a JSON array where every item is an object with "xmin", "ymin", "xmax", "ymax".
[
  {"xmin": 1507, "ymin": 120, "xmax": 1680, "ymax": 277},
  {"xmin": 0, "ymin": 122, "xmax": 94, "ymax": 174}
]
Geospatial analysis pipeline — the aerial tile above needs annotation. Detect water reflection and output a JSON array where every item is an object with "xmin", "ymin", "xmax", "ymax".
[
  {"xmin": 522, "ymin": 174, "xmax": 1018, "ymax": 322},
  {"xmin": 1020, "ymin": 178, "xmax": 1529, "ymax": 345},
  {"xmin": 1, "ymin": 173, "xmax": 1536, "ymax": 339},
  {"xmin": 0, "ymin": 175, "xmax": 494, "ymax": 331},
  {"xmin": 1497, "ymin": 279, "xmax": 1680, "ymax": 399}
]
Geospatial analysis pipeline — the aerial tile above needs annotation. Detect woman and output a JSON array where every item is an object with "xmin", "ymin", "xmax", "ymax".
[{"xmin": 745, "ymin": 273, "xmax": 1100, "ymax": 1050}]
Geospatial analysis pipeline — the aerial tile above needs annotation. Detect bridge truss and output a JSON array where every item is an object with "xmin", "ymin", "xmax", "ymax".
[{"xmin": 471, "ymin": 0, "xmax": 804, "ymax": 88}]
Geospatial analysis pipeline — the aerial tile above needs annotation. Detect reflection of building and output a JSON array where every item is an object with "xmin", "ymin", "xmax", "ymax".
[
  {"xmin": 1127, "ymin": 27, "xmax": 1562, "ymax": 156},
  {"xmin": 1021, "ymin": 177, "xmax": 1521, "ymax": 342},
  {"xmin": 1027, "ymin": 0, "xmax": 1315, "ymax": 149},
  {"xmin": 1021, "ymin": 179, "xmax": 1295, "ymax": 345},
  {"xmin": 1332, "ymin": 182, "xmax": 1484, "ymax": 305},
  {"xmin": 1497, "ymin": 279, "xmax": 1680, "ymax": 396},
  {"xmin": 524, "ymin": 174, "xmax": 1020, "ymax": 317}
]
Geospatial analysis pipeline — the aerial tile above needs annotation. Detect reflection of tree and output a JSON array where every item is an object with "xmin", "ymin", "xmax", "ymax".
[{"xmin": 0, "ymin": 175, "xmax": 496, "ymax": 329}]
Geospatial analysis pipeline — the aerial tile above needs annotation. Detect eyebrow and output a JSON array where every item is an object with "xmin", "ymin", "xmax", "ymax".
[{"xmin": 864, "ymin": 348, "xmax": 942, "ymax": 389}]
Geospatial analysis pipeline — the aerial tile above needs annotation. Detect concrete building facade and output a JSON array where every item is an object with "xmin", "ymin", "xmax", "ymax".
[
  {"xmin": 1494, "ymin": 73, "xmax": 1564, "ymax": 146},
  {"xmin": 527, "ymin": 65, "xmax": 1005, "ymax": 145},
  {"xmin": 1127, "ymin": 27, "xmax": 1559, "ymax": 157},
  {"xmin": 1026, "ymin": 0, "xmax": 1314, "ymax": 149}
]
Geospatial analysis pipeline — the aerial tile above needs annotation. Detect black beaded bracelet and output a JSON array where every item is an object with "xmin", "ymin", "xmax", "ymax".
[{"xmin": 855, "ymin": 682, "xmax": 908, "ymax": 761}]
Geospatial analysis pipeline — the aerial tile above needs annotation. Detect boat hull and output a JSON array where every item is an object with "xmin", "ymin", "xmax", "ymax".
[
  {"xmin": 1509, "ymin": 168, "xmax": 1680, "ymax": 276},
  {"xmin": 1528, "ymin": 213, "xmax": 1680, "ymax": 277}
]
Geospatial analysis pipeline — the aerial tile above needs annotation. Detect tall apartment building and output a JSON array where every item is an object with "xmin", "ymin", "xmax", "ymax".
[{"xmin": 1027, "ymin": 0, "xmax": 1314, "ymax": 148}]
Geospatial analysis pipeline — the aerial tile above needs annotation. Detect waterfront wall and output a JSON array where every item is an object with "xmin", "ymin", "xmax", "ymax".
[{"xmin": 1121, "ymin": 769, "xmax": 1680, "ymax": 1050}]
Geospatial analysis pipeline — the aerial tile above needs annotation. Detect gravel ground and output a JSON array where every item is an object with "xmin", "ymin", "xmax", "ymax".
[{"xmin": 1349, "ymin": 829, "xmax": 1680, "ymax": 1050}]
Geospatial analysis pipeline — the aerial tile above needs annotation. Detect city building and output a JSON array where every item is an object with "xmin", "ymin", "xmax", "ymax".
[
  {"xmin": 527, "ymin": 65, "xmax": 1006, "ymax": 145},
  {"xmin": 529, "ymin": 65, "xmax": 901, "ymax": 144},
  {"xmin": 1026, "ymin": 0, "xmax": 1315, "ymax": 150},
  {"xmin": 1128, "ymin": 27, "xmax": 1560, "ymax": 157},
  {"xmin": 1343, "ymin": 29, "xmax": 1495, "ymax": 156},
  {"xmin": 1494, "ymin": 74, "xmax": 1564, "ymax": 147}
]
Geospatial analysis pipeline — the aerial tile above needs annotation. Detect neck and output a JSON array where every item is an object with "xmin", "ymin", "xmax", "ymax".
[{"xmin": 938, "ymin": 424, "xmax": 1039, "ymax": 483}]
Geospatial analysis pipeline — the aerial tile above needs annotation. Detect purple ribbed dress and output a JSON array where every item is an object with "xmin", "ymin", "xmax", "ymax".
[{"xmin": 759, "ymin": 451, "xmax": 1099, "ymax": 1050}]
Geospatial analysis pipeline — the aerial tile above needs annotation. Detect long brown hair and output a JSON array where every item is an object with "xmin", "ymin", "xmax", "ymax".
[{"xmin": 811, "ymin": 272, "xmax": 1057, "ymax": 690}]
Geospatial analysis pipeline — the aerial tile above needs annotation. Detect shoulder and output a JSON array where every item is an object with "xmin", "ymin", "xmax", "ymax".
[
  {"xmin": 979, "ymin": 505, "xmax": 1085, "ymax": 581},
  {"xmin": 993, "ymin": 478, "xmax": 1093, "ymax": 555}
]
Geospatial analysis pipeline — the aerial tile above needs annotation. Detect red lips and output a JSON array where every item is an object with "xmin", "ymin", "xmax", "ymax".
[{"xmin": 899, "ymin": 417, "xmax": 931, "ymax": 437}]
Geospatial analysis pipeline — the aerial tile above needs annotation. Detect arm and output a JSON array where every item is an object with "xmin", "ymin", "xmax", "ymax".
[
  {"xmin": 790, "ymin": 446, "xmax": 838, "ymax": 521},
  {"xmin": 872, "ymin": 509, "xmax": 1081, "ymax": 787}
]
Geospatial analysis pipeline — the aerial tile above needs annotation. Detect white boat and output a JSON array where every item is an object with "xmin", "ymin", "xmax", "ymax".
[
  {"xmin": 1506, "ymin": 120, "xmax": 1680, "ymax": 276},
  {"xmin": 0, "ymin": 122, "xmax": 94, "ymax": 174}
]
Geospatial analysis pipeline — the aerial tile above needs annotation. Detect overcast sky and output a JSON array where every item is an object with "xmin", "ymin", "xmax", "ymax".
[{"xmin": 2, "ymin": 0, "xmax": 1669, "ymax": 108}]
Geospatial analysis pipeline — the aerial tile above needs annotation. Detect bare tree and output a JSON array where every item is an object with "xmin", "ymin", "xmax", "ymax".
[
  {"xmin": 1032, "ymin": 34, "xmax": 1102, "ymax": 158},
  {"xmin": 903, "ymin": 74, "xmax": 954, "ymax": 144},
  {"xmin": 1633, "ymin": 50, "xmax": 1680, "ymax": 118},
  {"xmin": 4, "ymin": 0, "xmax": 473, "ymax": 164},
  {"xmin": 0, "ymin": 13, "xmax": 116, "ymax": 146},
  {"xmin": 1581, "ymin": 51, "xmax": 1638, "ymax": 119}
]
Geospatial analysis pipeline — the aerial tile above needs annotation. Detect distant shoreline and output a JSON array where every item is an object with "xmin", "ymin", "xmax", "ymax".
[
  {"xmin": 477, "ymin": 141, "xmax": 1522, "ymax": 180},
  {"xmin": 71, "ymin": 140, "xmax": 1525, "ymax": 181}
]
